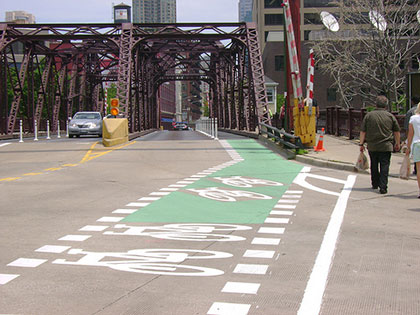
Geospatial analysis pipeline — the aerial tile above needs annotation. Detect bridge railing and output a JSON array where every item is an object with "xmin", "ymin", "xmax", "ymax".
[
  {"xmin": 322, "ymin": 107, "xmax": 406, "ymax": 140},
  {"xmin": 196, "ymin": 118, "xmax": 218, "ymax": 140},
  {"xmin": 259, "ymin": 122, "xmax": 304, "ymax": 151}
]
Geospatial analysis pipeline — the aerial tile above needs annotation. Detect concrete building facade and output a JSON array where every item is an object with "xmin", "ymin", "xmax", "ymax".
[
  {"xmin": 132, "ymin": 0, "xmax": 177, "ymax": 128},
  {"xmin": 5, "ymin": 11, "xmax": 35, "ymax": 24},
  {"xmin": 252, "ymin": 0, "xmax": 420, "ymax": 112},
  {"xmin": 132, "ymin": 0, "xmax": 176, "ymax": 23},
  {"xmin": 239, "ymin": 0, "xmax": 253, "ymax": 23}
]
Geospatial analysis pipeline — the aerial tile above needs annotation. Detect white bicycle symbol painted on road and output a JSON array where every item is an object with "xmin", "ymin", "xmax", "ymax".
[
  {"xmin": 104, "ymin": 223, "xmax": 252, "ymax": 242},
  {"xmin": 213, "ymin": 176, "xmax": 283, "ymax": 188},
  {"xmin": 186, "ymin": 187, "xmax": 272, "ymax": 202},
  {"xmin": 53, "ymin": 248, "xmax": 232, "ymax": 276}
]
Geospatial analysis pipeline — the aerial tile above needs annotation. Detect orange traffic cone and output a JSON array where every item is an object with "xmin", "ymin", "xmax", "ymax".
[{"xmin": 314, "ymin": 128, "xmax": 326, "ymax": 152}]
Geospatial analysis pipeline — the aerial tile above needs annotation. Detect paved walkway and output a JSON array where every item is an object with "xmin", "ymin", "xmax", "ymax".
[{"xmin": 296, "ymin": 133, "xmax": 416, "ymax": 180}]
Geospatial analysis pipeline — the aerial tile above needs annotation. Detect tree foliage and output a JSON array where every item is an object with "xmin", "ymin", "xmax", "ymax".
[{"xmin": 312, "ymin": 0, "xmax": 420, "ymax": 110}]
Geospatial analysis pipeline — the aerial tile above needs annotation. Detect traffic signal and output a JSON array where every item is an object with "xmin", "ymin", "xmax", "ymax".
[{"xmin": 110, "ymin": 98, "xmax": 119, "ymax": 116}]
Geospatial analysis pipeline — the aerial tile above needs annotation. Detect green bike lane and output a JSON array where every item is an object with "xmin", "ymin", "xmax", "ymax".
[{"xmin": 123, "ymin": 139, "xmax": 304, "ymax": 224}]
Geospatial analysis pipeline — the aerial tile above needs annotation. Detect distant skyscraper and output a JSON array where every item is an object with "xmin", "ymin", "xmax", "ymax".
[
  {"xmin": 238, "ymin": 0, "xmax": 253, "ymax": 23},
  {"xmin": 5, "ymin": 11, "xmax": 35, "ymax": 24},
  {"xmin": 132, "ymin": 0, "xmax": 176, "ymax": 23}
]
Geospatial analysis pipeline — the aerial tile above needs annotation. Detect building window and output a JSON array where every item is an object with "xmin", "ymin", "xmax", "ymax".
[
  {"xmin": 264, "ymin": 0, "xmax": 282, "ymax": 8},
  {"xmin": 304, "ymin": 13, "xmax": 323, "ymax": 25},
  {"xmin": 412, "ymin": 53, "xmax": 419, "ymax": 70},
  {"xmin": 267, "ymin": 88, "xmax": 274, "ymax": 103},
  {"xmin": 304, "ymin": 0, "xmax": 337, "ymax": 7},
  {"xmin": 327, "ymin": 88, "xmax": 337, "ymax": 102},
  {"xmin": 275, "ymin": 55, "xmax": 284, "ymax": 71},
  {"xmin": 265, "ymin": 14, "xmax": 283, "ymax": 25}
]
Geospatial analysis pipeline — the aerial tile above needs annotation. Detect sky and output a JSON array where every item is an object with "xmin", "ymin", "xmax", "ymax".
[{"xmin": 0, "ymin": 0, "xmax": 239, "ymax": 24}]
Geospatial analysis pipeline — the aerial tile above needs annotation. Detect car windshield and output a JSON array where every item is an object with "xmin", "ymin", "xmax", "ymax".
[{"xmin": 74, "ymin": 113, "xmax": 101, "ymax": 120}]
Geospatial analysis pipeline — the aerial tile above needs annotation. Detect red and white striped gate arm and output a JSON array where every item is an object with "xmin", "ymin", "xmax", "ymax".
[
  {"xmin": 306, "ymin": 48, "xmax": 315, "ymax": 114},
  {"xmin": 282, "ymin": 0, "xmax": 304, "ymax": 109}
]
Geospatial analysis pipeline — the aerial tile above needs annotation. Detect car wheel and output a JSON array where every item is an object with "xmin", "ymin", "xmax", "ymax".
[
  {"xmin": 69, "ymin": 134, "xmax": 73, "ymax": 138},
  {"xmin": 76, "ymin": 135, "xmax": 80, "ymax": 138}
]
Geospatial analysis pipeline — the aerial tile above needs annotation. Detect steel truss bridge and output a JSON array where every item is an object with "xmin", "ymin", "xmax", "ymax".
[{"xmin": 0, "ymin": 22, "xmax": 271, "ymax": 135}]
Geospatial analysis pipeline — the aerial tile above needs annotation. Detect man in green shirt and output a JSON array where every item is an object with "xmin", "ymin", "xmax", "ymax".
[{"xmin": 359, "ymin": 95, "xmax": 401, "ymax": 194}]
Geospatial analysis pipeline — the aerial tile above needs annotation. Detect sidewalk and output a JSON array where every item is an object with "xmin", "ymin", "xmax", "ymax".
[{"xmin": 295, "ymin": 134, "xmax": 416, "ymax": 180}]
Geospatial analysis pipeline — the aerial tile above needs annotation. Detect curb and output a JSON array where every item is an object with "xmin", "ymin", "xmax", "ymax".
[{"xmin": 295, "ymin": 154, "xmax": 364, "ymax": 173}]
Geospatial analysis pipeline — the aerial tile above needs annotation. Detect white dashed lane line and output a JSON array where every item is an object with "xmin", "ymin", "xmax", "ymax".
[{"xmin": 0, "ymin": 274, "xmax": 19, "ymax": 285}]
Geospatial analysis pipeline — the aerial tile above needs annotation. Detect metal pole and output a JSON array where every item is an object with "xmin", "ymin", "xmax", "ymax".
[
  {"xmin": 214, "ymin": 118, "xmax": 218, "ymax": 140},
  {"xmin": 46, "ymin": 120, "xmax": 51, "ymax": 140},
  {"xmin": 34, "ymin": 120, "xmax": 38, "ymax": 141},
  {"xmin": 19, "ymin": 120, "xmax": 23, "ymax": 143},
  {"xmin": 57, "ymin": 121, "xmax": 61, "ymax": 138}
]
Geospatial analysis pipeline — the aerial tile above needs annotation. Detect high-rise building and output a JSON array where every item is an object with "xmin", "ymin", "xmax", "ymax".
[
  {"xmin": 5, "ymin": 11, "xmax": 35, "ymax": 24},
  {"xmin": 132, "ymin": 0, "xmax": 176, "ymax": 23},
  {"xmin": 238, "ymin": 0, "xmax": 253, "ymax": 23}
]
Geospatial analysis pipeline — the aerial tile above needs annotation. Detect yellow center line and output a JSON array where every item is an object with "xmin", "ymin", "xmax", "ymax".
[
  {"xmin": 0, "ymin": 177, "xmax": 21, "ymax": 182},
  {"xmin": 79, "ymin": 141, "xmax": 136, "ymax": 164},
  {"xmin": 2, "ymin": 140, "xmax": 137, "ymax": 183}
]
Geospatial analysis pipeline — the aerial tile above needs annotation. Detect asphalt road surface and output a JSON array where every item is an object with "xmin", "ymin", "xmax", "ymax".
[{"xmin": 0, "ymin": 130, "xmax": 419, "ymax": 315}]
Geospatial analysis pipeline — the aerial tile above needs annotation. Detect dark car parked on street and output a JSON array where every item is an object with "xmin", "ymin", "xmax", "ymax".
[{"xmin": 173, "ymin": 123, "xmax": 189, "ymax": 131}]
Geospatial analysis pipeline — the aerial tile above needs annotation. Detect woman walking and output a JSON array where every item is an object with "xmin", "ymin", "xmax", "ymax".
[{"xmin": 406, "ymin": 103, "xmax": 420, "ymax": 198}]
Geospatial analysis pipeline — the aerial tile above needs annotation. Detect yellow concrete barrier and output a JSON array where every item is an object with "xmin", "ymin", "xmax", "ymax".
[{"xmin": 102, "ymin": 118, "xmax": 129, "ymax": 147}]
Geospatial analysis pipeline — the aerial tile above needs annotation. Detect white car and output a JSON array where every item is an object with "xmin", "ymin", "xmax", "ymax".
[{"xmin": 69, "ymin": 112, "xmax": 103, "ymax": 138}]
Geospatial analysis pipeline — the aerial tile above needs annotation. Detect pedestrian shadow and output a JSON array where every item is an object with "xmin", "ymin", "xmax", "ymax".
[
  {"xmin": 408, "ymin": 207, "xmax": 420, "ymax": 212},
  {"xmin": 349, "ymin": 187, "xmax": 375, "ymax": 192}
]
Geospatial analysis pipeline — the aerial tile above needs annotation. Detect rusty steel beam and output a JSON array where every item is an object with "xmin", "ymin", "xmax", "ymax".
[{"xmin": 0, "ymin": 22, "xmax": 271, "ymax": 135}]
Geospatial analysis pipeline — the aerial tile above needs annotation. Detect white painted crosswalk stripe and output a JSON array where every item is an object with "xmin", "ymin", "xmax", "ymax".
[
  {"xmin": 274, "ymin": 204, "xmax": 296, "ymax": 209},
  {"xmin": 243, "ymin": 250, "xmax": 275, "ymax": 259},
  {"xmin": 58, "ymin": 235, "xmax": 91, "ymax": 242},
  {"xmin": 221, "ymin": 282, "xmax": 260, "ymax": 294},
  {"xmin": 79, "ymin": 225, "xmax": 109, "ymax": 232},
  {"xmin": 0, "ymin": 274, "xmax": 19, "ymax": 285},
  {"xmin": 7, "ymin": 258, "xmax": 47, "ymax": 268},
  {"xmin": 258, "ymin": 227, "xmax": 285, "ymax": 234},
  {"xmin": 138, "ymin": 197, "xmax": 160, "ymax": 201},
  {"xmin": 277, "ymin": 199, "xmax": 299, "ymax": 203},
  {"xmin": 251, "ymin": 237, "xmax": 281, "ymax": 245},
  {"xmin": 97, "ymin": 217, "xmax": 124, "ymax": 223},
  {"xmin": 207, "ymin": 302, "xmax": 251, "ymax": 315},
  {"xmin": 270, "ymin": 210, "xmax": 294, "ymax": 216},
  {"xmin": 112, "ymin": 209, "xmax": 137, "ymax": 214},
  {"xmin": 233, "ymin": 264, "xmax": 268, "ymax": 275},
  {"xmin": 126, "ymin": 202, "xmax": 150, "ymax": 207},
  {"xmin": 264, "ymin": 217, "xmax": 290, "ymax": 224}
]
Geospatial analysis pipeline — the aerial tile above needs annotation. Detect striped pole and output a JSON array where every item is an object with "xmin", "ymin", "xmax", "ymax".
[
  {"xmin": 306, "ymin": 49, "xmax": 315, "ymax": 115},
  {"xmin": 283, "ymin": 0, "xmax": 303, "ymax": 109}
]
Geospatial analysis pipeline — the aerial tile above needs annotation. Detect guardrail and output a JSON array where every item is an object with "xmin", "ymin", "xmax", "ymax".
[
  {"xmin": 259, "ymin": 122, "xmax": 304, "ymax": 150},
  {"xmin": 195, "ymin": 118, "xmax": 218, "ymax": 140}
]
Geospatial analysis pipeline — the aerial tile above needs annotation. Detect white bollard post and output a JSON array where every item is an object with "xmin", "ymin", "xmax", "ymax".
[
  {"xmin": 46, "ymin": 120, "xmax": 51, "ymax": 140},
  {"xmin": 57, "ymin": 121, "xmax": 61, "ymax": 139},
  {"xmin": 66, "ymin": 120, "xmax": 69, "ymax": 137},
  {"xmin": 19, "ymin": 120, "xmax": 24, "ymax": 143},
  {"xmin": 34, "ymin": 120, "xmax": 38, "ymax": 141},
  {"xmin": 211, "ymin": 118, "xmax": 215, "ymax": 138},
  {"xmin": 214, "ymin": 118, "xmax": 218, "ymax": 140}
]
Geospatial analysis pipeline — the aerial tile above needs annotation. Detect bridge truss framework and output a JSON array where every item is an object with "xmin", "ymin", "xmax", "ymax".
[{"xmin": 0, "ymin": 22, "xmax": 271, "ymax": 135}]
